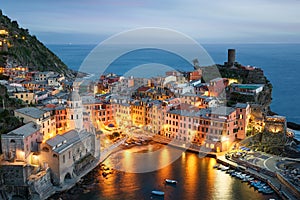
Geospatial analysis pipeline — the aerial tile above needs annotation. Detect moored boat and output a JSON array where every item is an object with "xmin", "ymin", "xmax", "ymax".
[
  {"xmin": 165, "ymin": 179, "xmax": 178, "ymax": 184},
  {"xmin": 151, "ymin": 190, "xmax": 165, "ymax": 196},
  {"xmin": 213, "ymin": 164, "xmax": 220, "ymax": 169},
  {"xmin": 226, "ymin": 169, "xmax": 235, "ymax": 174},
  {"xmin": 221, "ymin": 166, "xmax": 230, "ymax": 171}
]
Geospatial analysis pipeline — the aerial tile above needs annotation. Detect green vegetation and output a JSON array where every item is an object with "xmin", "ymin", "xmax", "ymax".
[
  {"xmin": 0, "ymin": 84, "xmax": 24, "ymax": 153},
  {"xmin": 0, "ymin": 84, "xmax": 24, "ymax": 131},
  {"xmin": 227, "ymin": 92, "xmax": 255, "ymax": 105},
  {"xmin": 0, "ymin": 109, "xmax": 23, "ymax": 135},
  {"xmin": 241, "ymin": 131, "xmax": 296, "ymax": 156},
  {"xmin": 0, "ymin": 10, "xmax": 75, "ymax": 78}
]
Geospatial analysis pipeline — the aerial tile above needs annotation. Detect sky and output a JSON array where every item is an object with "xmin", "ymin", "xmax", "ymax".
[{"xmin": 1, "ymin": 0, "xmax": 300, "ymax": 44}]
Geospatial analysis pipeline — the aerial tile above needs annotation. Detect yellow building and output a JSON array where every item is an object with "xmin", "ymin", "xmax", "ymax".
[
  {"xmin": 15, "ymin": 107, "xmax": 56, "ymax": 141},
  {"xmin": 131, "ymin": 100, "xmax": 148, "ymax": 126},
  {"xmin": 12, "ymin": 91, "xmax": 36, "ymax": 104},
  {"xmin": 112, "ymin": 102, "xmax": 131, "ymax": 129}
]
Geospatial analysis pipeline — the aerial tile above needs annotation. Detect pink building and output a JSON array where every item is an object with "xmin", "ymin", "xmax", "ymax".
[
  {"xmin": 1, "ymin": 122, "xmax": 42, "ymax": 163},
  {"xmin": 203, "ymin": 106, "xmax": 238, "ymax": 152},
  {"xmin": 235, "ymin": 103, "xmax": 250, "ymax": 139},
  {"xmin": 161, "ymin": 106, "xmax": 240, "ymax": 152},
  {"xmin": 208, "ymin": 78, "xmax": 229, "ymax": 97}
]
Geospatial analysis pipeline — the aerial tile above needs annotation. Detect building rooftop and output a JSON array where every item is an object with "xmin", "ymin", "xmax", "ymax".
[
  {"xmin": 235, "ymin": 103, "xmax": 249, "ymax": 109},
  {"xmin": 231, "ymin": 84, "xmax": 264, "ymax": 90},
  {"xmin": 46, "ymin": 130, "xmax": 93, "ymax": 153},
  {"xmin": 209, "ymin": 106, "xmax": 235, "ymax": 116},
  {"xmin": 15, "ymin": 107, "xmax": 45, "ymax": 119},
  {"xmin": 6, "ymin": 122, "xmax": 39, "ymax": 137},
  {"xmin": 180, "ymin": 92, "xmax": 200, "ymax": 97},
  {"xmin": 81, "ymin": 95, "xmax": 102, "ymax": 104}
]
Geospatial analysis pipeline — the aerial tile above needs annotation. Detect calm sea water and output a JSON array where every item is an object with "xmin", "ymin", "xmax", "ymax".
[
  {"xmin": 47, "ymin": 43, "xmax": 300, "ymax": 124},
  {"xmin": 75, "ymin": 144, "xmax": 278, "ymax": 200}
]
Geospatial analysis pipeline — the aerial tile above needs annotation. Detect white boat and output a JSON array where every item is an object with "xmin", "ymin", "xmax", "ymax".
[
  {"xmin": 165, "ymin": 179, "xmax": 178, "ymax": 184},
  {"xmin": 151, "ymin": 190, "xmax": 165, "ymax": 196},
  {"xmin": 221, "ymin": 166, "xmax": 230, "ymax": 171}
]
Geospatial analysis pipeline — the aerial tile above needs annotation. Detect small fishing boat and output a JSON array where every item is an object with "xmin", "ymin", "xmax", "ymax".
[
  {"xmin": 226, "ymin": 169, "xmax": 235, "ymax": 174},
  {"xmin": 165, "ymin": 179, "xmax": 178, "ymax": 184},
  {"xmin": 151, "ymin": 190, "xmax": 165, "ymax": 196},
  {"xmin": 262, "ymin": 189, "xmax": 274, "ymax": 195},
  {"xmin": 221, "ymin": 166, "xmax": 230, "ymax": 171}
]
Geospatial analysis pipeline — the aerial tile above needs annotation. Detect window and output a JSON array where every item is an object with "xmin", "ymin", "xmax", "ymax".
[
  {"xmin": 63, "ymin": 155, "xmax": 65, "ymax": 163},
  {"xmin": 42, "ymin": 147, "xmax": 49, "ymax": 152}
]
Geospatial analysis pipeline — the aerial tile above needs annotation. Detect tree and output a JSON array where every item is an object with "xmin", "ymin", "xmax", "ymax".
[{"xmin": 11, "ymin": 20, "xmax": 19, "ymax": 28}]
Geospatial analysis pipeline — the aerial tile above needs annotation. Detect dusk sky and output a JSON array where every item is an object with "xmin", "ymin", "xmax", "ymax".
[{"xmin": 1, "ymin": 0, "xmax": 300, "ymax": 44}]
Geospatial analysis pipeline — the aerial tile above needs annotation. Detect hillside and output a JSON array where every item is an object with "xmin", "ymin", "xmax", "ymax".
[{"xmin": 0, "ymin": 10, "xmax": 75, "ymax": 78}]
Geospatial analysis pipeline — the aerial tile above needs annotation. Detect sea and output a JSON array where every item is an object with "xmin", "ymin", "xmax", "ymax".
[{"xmin": 46, "ymin": 43, "xmax": 298, "ymax": 200}]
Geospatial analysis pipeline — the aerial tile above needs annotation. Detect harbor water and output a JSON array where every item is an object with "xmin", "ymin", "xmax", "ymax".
[{"xmin": 68, "ymin": 143, "xmax": 279, "ymax": 200}]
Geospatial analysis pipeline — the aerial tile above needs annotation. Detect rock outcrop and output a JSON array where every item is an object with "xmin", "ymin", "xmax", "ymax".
[{"xmin": 0, "ymin": 10, "xmax": 75, "ymax": 79}]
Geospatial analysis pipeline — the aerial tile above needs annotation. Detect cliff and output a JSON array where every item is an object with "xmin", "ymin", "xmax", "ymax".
[
  {"xmin": 201, "ymin": 64, "xmax": 273, "ymax": 113},
  {"xmin": 0, "ymin": 10, "xmax": 75, "ymax": 78}
]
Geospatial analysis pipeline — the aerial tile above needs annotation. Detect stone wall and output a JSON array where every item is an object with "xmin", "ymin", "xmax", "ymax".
[{"xmin": 27, "ymin": 169, "xmax": 55, "ymax": 200}]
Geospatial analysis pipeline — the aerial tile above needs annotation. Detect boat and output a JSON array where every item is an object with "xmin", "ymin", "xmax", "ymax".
[
  {"xmin": 262, "ymin": 189, "xmax": 274, "ymax": 195},
  {"xmin": 213, "ymin": 164, "xmax": 220, "ymax": 169},
  {"xmin": 250, "ymin": 180, "xmax": 261, "ymax": 187},
  {"xmin": 258, "ymin": 186, "xmax": 271, "ymax": 193},
  {"xmin": 217, "ymin": 165, "xmax": 223, "ymax": 170},
  {"xmin": 221, "ymin": 166, "xmax": 230, "ymax": 171},
  {"xmin": 226, "ymin": 169, "xmax": 235, "ymax": 174},
  {"xmin": 242, "ymin": 177, "xmax": 254, "ymax": 182},
  {"xmin": 151, "ymin": 190, "xmax": 165, "ymax": 196},
  {"xmin": 165, "ymin": 179, "xmax": 178, "ymax": 184}
]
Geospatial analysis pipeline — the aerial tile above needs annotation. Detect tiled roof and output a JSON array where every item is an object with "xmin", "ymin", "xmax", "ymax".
[
  {"xmin": 15, "ymin": 107, "xmax": 45, "ymax": 119},
  {"xmin": 209, "ymin": 106, "xmax": 235, "ymax": 116},
  {"xmin": 7, "ymin": 122, "xmax": 39, "ymax": 137},
  {"xmin": 46, "ymin": 130, "xmax": 92, "ymax": 153},
  {"xmin": 235, "ymin": 103, "xmax": 248, "ymax": 109}
]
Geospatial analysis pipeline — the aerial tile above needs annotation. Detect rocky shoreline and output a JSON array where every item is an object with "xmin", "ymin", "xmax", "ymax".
[
  {"xmin": 287, "ymin": 122, "xmax": 300, "ymax": 131},
  {"xmin": 48, "ymin": 163, "xmax": 114, "ymax": 200}
]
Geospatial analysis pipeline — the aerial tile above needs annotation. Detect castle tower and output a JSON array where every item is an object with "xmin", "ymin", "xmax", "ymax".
[
  {"xmin": 66, "ymin": 90, "xmax": 84, "ymax": 131},
  {"xmin": 227, "ymin": 49, "xmax": 236, "ymax": 66}
]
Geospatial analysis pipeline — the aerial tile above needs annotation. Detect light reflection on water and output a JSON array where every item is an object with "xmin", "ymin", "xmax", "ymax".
[{"xmin": 76, "ymin": 143, "xmax": 278, "ymax": 200}]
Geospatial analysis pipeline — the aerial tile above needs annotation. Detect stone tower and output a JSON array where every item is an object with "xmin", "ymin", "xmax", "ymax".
[{"xmin": 227, "ymin": 49, "xmax": 236, "ymax": 66}]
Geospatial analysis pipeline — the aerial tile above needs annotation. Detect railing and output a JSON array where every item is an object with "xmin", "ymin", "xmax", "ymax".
[{"xmin": 276, "ymin": 172, "xmax": 300, "ymax": 197}]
